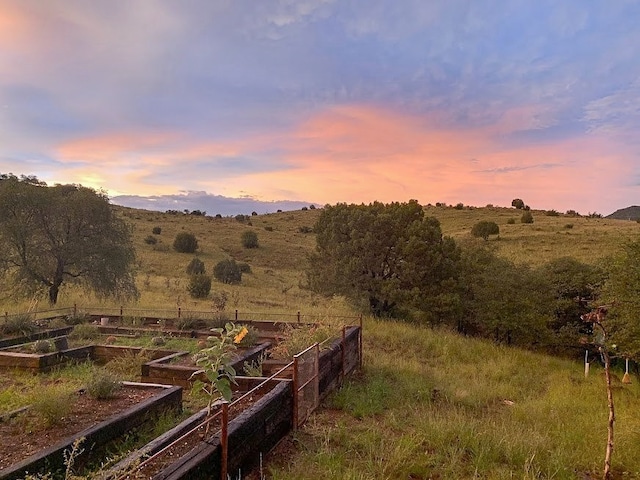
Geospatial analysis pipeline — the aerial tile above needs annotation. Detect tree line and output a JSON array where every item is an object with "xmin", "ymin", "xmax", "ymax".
[{"xmin": 308, "ymin": 200, "xmax": 638, "ymax": 360}]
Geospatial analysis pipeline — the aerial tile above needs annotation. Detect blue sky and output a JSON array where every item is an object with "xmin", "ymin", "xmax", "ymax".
[{"xmin": 1, "ymin": 1, "xmax": 639, "ymax": 214}]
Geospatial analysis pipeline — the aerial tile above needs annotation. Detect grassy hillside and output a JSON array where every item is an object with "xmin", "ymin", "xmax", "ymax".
[{"xmin": 3, "ymin": 203, "xmax": 640, "ymax": 478}]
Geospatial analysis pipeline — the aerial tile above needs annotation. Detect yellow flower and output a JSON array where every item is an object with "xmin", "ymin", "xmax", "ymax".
[{"xmin": 234, "ymin": 327, "xmax": 248, "ymax": 344}]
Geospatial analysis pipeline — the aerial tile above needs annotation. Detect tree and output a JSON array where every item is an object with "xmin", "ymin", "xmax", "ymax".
[
  {"xmin": 471, "ymin": 220, "xmax": 499, "ymax": 240},
  {"xmin": 186, "ymin": 257, "xmax": 205, "ymax": 275},
  {"xmin": 187, "ymin": 274, "xmax": 211, "ymax": 298},
  {"xmin": 601, "ymin": 239, "xmax": 640, "ymax": 358},
  {"xmin": 308, "ymin": 200, "xmax": 461, "ymax": 318},
  {"xmin": 0, "ymin": 175, "xmax": 138, "ymax": 305},
  {"xmin": 213, "ymin": 259, "xmax": 242, "ymax": 284},
  {"xmin": 241, "ymin": 230, "xmax": 259, "ymax": 249},
  {"xmin": 511, "ymin": 198, "xmax": 525, "ymax": 209},
  {"xmin": 173, "ymin": 232, "xmax": 198, "ymax": 253}
]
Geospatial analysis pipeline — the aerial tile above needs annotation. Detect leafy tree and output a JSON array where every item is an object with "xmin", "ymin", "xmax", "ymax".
[
  {"xmin": 511, "ymin": 198, "xmax": 525, "ymax": 209},
  {"xmin": 187, "ymin": 274, "xmax": 211, "ymax": 298},
  {"xmin": 458, "ymin": 243, "xmax": 553, "ymax": 345},
  {"xmin": 186, "ymin": 257, "xmax": 205, "ymax": 275},
  {"xmin": 173, "ymin": 232, "xmax": 198, "ymax": 253},
  {"xmin": 0, "ymin": 175, "xmax": 138, "ymax": 305},
  {"xmin": 521, "ymin": 211, "xmax": 534, "ymax": 224},
  {"xmin": 601, "ymin": 240, "xmax": 640, "ymax": 359},
  {"xmin": 213, "ymin": 259, "xmax": 242, "ymax": 284},
  {"xmin": 471, "ymin": 220, "xmax": 499, "ymax": 240},
  {"xmin": 308, "ymin": 200, "xmax": 461, "ymax": 318},
  {"xmin": 241, "ymin": 230, "xmax": 259, "ymax": 249}
]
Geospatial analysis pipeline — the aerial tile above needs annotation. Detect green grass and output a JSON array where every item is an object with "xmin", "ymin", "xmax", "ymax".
[{"xmin": 267, "ymin": 318, "xmax": 640, "ymax": 479}]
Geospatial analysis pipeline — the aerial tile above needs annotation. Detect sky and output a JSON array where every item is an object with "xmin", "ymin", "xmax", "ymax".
[{"xmin": 1, "ymin": 1, "xmax": 639, "ymax": 215}]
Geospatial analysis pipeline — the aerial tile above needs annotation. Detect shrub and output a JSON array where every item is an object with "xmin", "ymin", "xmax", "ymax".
[
  {"xmin": 521, "ymin": 211, "xmax": 534, "ymax": 224},
  {"xmin": 264, "ymin": 226, "xmax": 274, "ymax": 232},
  {"xmin": 213, "ymin": 259, "xmax": 242, "ymax": 284},
  {"xmin": 32, "ymin": 339, "xmax": 53, "ymax": 354},
  {"xmin": 454, "ymin": 202, "xmax": 464, "ymax": 210},
  {"xmin": 32, "ymin": 386, "xmax": 73, "ymax": 427},
  {"xmin": 545, "ymin": 209, "xmax": 560, "ymax": 216},
  {"xmin": 152, "ymin": 226, "xmax": 162, "ymax": 234},
  {"xmin": 215, "ymin": 214, "xmax": 222, "ymax": 218},
  {"xmin": 270, "ymin": 324, "xmax": 337, "ymax": 359},
  {"xmin": 175, "ymin": 315, "xmax": 207, "ymax": 331},
  {"xmin": 188, "ymin": 274, "xmax": 212, "ymax": 298},
  {"xmin": 151, "ymin": 336, "xmax": 166, "ymax": 346},
  {"xmin": 235, "ymin": 214, "xmax": 249, "ymax": 223},
  {"xmin": 238, "ymin": 262, "xmax": 252, "ymax": 273},
  {"xmin": 144, "ymin": 235, "xmax": 158, "ymax": 245},
  {"xmin": 471, "ymin": 220, "xmax": 500, "ymax": 240},
  {"xmin": 186, "ymin": 257, "xmax": 206, "ymax": 275},
  {"xmin": 64, "ymin": 312, "xmax": 91, "ymax": 325},
  {"xmin": 86, "ymin": 370, "xmax": 122, "ymax": 400},
  {"xmin": 235, "ymin": 325, "xmax": 259, "ymax": 347},
  {"xmin": 241, "ymin": 230, "xmax": 259, "ymax": 248},
  {"xmin": 507, "ymin": 218, "xmax": 516, "ymax": 225},
  {"xmin": 251, "ymin": 211, "xmax": 258, "ymax": 216},
  {"xmin": 173, "ymin": 232, "xmax": 198, "ymax": 253},
  {"xmin": 309, "ymin": 204, "xmax": 316, "ymax": 210},
  {"xmin": 69, "ymin": 323, "xmax": 99, "ymax": 340},
  {"xmin": 298, "ymin": 226, "xmax": 313, "ymax": 234},
  {"xmin": 211, "ymin": 291, "xmax": 228, "ymax": 311},
  {"xmin": 565, "ymin": 223, "xmax": 574, "ymax": 229},
  {"xmin": 1, "ymin": 313, "xmax": 36, "ymax": 336}
]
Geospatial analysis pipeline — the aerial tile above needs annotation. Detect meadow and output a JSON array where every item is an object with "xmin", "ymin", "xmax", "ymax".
[{"xmin": 2, "ymin": 204, "xmax": 640, "ymax": 479}]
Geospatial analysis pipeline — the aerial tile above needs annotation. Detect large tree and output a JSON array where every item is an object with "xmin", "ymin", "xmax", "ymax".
[
  {"xmin": 0, "ymin": 175, "xmax": 139, "ymax": 304},
  {"xmin": 308, "ymin": 200, "xmax": 461, "ymax": 318}
]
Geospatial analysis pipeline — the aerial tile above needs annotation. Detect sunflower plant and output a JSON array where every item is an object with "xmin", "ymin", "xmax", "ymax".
[{"xmin": 191, "ymin": 322, "xmax": 247, "ymax": 414}]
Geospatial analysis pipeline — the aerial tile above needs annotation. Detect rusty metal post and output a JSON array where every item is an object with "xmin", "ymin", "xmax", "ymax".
[
  {"xmin": 120, "ymin": 305, "xmax": 123, "ymax": 317},
  {"xmin": 359, "ymin": 314, "xmax": 363, "ymax": 370},
  {"xmin": 297, "ymin": 311, "xmax": 301, "ymax": 323},
  {"xmin": 221, "ymin": 401, "xmax": 229, "ymax": 480},
  {"xmin": 341, "ymin": 326, "xmax": 346, "ymax": 385},
  {"xmin": 73, "ymin": 303, "xmax": 77, "ymax": 316},
  {"xmin": 292, "ymin": 356, "xmax": 299, "ymax": 429},
  {"xmin": 178, "ymin": 307, "xmax": 181, "ymax": 318},
  {"xmin": 235, "ymin": 309, "xmax": 238, "ymax": 321}
]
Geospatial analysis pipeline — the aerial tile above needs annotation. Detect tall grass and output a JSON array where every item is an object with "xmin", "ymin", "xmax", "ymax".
[{"xmin": 268, "ymin": 318, "xmax": 640, "ymax": 479}]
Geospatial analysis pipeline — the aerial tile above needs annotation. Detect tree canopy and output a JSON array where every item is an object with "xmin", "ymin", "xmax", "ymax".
[
  {"xmin": 0, "ymin": 175, "xmax": 138, "ymax": 304},
  {"xmin": 308, "ymin": 200, "xmax": 460, "ymax": 317}
]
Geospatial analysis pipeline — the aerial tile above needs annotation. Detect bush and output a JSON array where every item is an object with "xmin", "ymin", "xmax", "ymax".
[
  {"xmin": 235, "ymin": 214, "xmax": 249, "ymax": 223},
  {"xmin": 151, "ymin": 336, "xmax": 166, "ymax": 346},
  {"xmin": 264, "ymin": 226, "xmax": 274, "ymax": 232},
  {"xmin": 238, "ymin": 262, "xmax": 252, "ymax": 273},
  {"xmin": 471, "ymin": 220, "xmax": 500, "ymax": 240},
  {"xmin": 188, "ymin": 274, "xmax": 212, "ymax": 298},
  {"xmin": 144, "ymin": 235, "xmax": 158, "ymax": 245},
  {"xmin": 309, "ymin": 204, "xmax": 316, "ymax": 210},
  {"xmin": 545, "ymin": 209, "xmax": 559, "ymax": 216},
  {"xmin": 521, "ymin": 211, "xmax": 534, "ymax": 224},
  {"xmin": 507, "ymin": 218, "xmax": 516, "ymax": 225},
  {"xmin": 454, "ymin": 202, "xmax": 464, "ymax": 210},
  {"xmin": 64, "ymin": 312, "xmax": 91, "ymax": 325},
  {"xmin": 69, "ymin": 323, "xmax": 99, "ymax": 340},
  {"xmin": 565, "ymin": 223, "xmax": 574, "ymax": 229},
  {"xmin": 173, "ymin": 232, "xmax": 198, "ymax": 253},
  {"xmin": 298, "ymin": 226, "xmax": 313, "ymax": 234},
  {"xmin": 152, "ymin": 226, "xmax": 162, "ymax": 235},
  {"xmin": 1, "ymin": 313, "xmax": 36, "ymax": 336},
  {"xmin": 175, "ymin": 315, "xmax": 207, "ymax": 331},
  {"xmin": 241, "ymin": 230, "xmax": 259, "ymax": 248},
  {"xmin": 31, "ymin": 386, "xmax": 73, "ymax": 427},
  {"xmin": 86, "ymin": 370, "xmax": 122, "ymax": 400},
  {"xmin": 186, "ymin": 257, "xmax": 206, "ymax": 275},
  {"xmin": 32, "ymin": 339, "xmax": 53, "ymax": 354},
  {"xmin": 213, "ymin": 259, "xmax": 242, "ymax": 284}
]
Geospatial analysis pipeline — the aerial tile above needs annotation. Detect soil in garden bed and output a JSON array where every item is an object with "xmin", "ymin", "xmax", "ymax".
[{"xmin": 0, "ymin": 385, "xmax": 160, "ymax": 469}]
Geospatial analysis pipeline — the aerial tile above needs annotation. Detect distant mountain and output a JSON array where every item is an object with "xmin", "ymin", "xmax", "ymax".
[
  {"xmin": 606, "ymin": 206, "xmax": 640, "ymax": 220},
  {"xmin": 110, "ymin": 190, "xmax": 317, "ymax": 216}
]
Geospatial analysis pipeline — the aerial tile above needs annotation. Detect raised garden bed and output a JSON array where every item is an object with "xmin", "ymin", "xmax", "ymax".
[
  {"xmin": 141, "ymin": 342, "xmax": 271, "ymax": 388},
  {"xmin": 0, "ymin": 326, "xmax": 74, "ymax": 349},
  {"xmin": 0, "ymin": 382, "xmax": 183, "ymax": 480},
  {"xmin": 0, "ymin": 344, "xmax": 179, "ymax": 373},
  {"xmin": 118, "ymin": 378, "xmax": 293, "ymax": 480}
]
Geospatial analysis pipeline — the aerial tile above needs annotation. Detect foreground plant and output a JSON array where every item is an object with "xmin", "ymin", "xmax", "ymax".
[{"xmin": 191, "ymin": 322, "xmax": 245, "ymax": 414}]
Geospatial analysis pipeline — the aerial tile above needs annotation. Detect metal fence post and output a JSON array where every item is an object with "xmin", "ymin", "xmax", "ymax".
[
  {"xmin": 221, "ymin": 401, "xmax": 229, "ymax": 480},
  {"xmin": 359, "ymin": 314, "xmax": 363, "ymax": 370},
  {"xmin": 292, "ymin": 356, "xmax": 299, "ymax": 429},
  {"xmin": 297, "ymin": 311, "xmax": 301, "ymax": 323}
]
